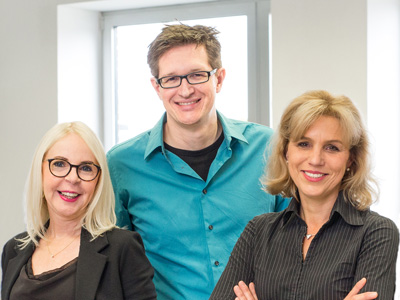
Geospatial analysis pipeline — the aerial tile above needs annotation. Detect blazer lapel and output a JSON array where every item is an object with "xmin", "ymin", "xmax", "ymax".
[
  {"xmin": 2, "ymin": 242, "xmax": 35, "ymax": 299},
  {"xmin": 75, "ymin": 228, "xmax": 109, "ymax": 300}
]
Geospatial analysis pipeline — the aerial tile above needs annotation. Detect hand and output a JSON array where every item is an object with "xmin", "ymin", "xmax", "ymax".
[
  {"xmin": 233, "ymin": 281, "xmax": 258, "ymax": 300},
  {"xmin": 344, "ymin": 278, "xmax": 378, "ymax": 300}
]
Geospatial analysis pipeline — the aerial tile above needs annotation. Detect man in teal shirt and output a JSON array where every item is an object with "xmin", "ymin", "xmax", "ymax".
[{"xmin": 107, "ymin": 24, "xmax": 289, "ymax": 300}]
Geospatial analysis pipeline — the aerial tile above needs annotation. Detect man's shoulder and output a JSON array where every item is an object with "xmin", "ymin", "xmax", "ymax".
[
  {"xmin": 224, "ymin": 117, "xmax": 274, "ymax": 136},
  {"xmin": 107, "ymin": 130, "xmax": 151, "ymax": 158}
]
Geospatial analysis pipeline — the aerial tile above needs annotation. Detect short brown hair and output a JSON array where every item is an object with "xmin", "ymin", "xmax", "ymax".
[
  {"xmin": 263, "ymin": 90, "xmax": 377, "ymax": 210},
  {"xmin": 147, "ymin": 24, "xmax": 222, "ymax": 78}
]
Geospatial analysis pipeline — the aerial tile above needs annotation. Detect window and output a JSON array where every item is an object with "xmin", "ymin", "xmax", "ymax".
[{"xmin": 102, "ymin": 1, "xmax": 270, "ymax": 150}]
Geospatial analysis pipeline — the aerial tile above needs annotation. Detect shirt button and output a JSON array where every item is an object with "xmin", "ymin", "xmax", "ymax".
[
  {"xmin": 214, "ymin": 261, "xmax": 219, "ymax": 266},
  {"xmin": 202, "ymin": 189, "xmax": 207, "ymax": 194},
  {"xmin": 208, "ymin": 225, "xmax": 213, "ymax": 230}
]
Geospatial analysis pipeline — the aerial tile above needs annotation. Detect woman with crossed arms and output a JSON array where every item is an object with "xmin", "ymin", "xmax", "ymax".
[{"xmin": 210, "ymin": 90, "xmax": 399, "ymax": 300}]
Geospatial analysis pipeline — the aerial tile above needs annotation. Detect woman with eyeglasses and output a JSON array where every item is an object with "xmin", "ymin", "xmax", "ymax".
[{"xmin": 1, "ymin": 122, "xmax": 157, "ymax": 300}]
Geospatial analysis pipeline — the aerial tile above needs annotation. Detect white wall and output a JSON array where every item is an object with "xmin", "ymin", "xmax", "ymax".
[
  {"xmin": 271, "ymin": 0, "xmax": 367, "ymax": 128},
  {"xmin": 0, "ymin": 1, "xmax": 61, "ymax": 251},
  {"xmin": 367, "ymin": 0, "xmax": 400, "ymax": 223},
  {"xmin": 58, "ymin": 5, "xmax": 103, "ymax": 137}
]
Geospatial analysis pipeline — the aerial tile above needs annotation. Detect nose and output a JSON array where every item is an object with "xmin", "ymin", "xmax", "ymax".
[
  {"xmin": 309, "ymin": 148, "xmax": 324, "ymax": 166},
  {"xmin": 65, "ymin": 166, "xmax": 81, "ymax": 183},
  {"xmin": 177, "ymin": 78, "xmax": 195, "ymax": 98}
]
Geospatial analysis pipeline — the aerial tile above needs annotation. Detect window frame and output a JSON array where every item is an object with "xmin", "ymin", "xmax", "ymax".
[{"xmin": 102, "ymin": 0, "xmax": 271, "ymax": 150}]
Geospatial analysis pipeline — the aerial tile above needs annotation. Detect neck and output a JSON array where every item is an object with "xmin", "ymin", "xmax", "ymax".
[
  {"xmin": 299, "ymin": 199, "xmax": 337, "ymax": 234},
  {"xmin": 46, "ymin": 218, "xmax": 82, "ymax": 240},
  {"xmin": 164, "ymin": 115, "xmax": 221, "ymax": 151},
  {"xmin": 298, "ymin": 191, "xmax": 339, "ymax": 226}
]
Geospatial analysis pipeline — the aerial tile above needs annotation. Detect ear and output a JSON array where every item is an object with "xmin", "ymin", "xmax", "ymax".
[
  {"xmin": 151, "ymin": 77, "xmax": 162, "ymax": 100},
  {"xmin": 215, "ymin": 68, "xmax": 226, "ymax": 93},
  {"xmin": 346, "ymin": 160, "xmax": 353, "ymax": 168},
  {"xmin": 284, "ymin": 149, "xmax": 289, "ymax": 161},
  {"xmin": 346, "ymin": 153, "xmax": 354, "ymax": 168}
]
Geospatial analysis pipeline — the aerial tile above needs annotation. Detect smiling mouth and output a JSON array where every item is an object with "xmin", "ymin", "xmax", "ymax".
[
  {"xmin": 303, "ymin": 171, "xmax": 326, "ymax": 178},
  {"xmin": 177, "ymin": 99, "xmax": 200, "ymax": 106},
  {"xmin": 59, "ymin": 191, "xmax": 79, "ymax": 199}
]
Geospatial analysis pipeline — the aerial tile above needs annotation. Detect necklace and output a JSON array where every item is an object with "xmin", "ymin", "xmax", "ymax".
[
  {"xmin": 47, "ymin": 235, "xmax": 79, "ymax": 259},
  {"xmin": 305, "ymin": 234, "xmax": 315, "ymax": 240}
]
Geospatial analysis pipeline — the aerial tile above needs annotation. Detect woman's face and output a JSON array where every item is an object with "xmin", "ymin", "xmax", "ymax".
[
  {"xmin": 286, "ymin": 116, "xmax": 351, "ymax": 204},
  {"xmin": 42, "ymin": 133, "xmax": 99, "ymax": 222}
]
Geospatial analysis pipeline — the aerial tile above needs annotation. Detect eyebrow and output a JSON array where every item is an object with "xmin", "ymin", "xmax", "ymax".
[
  {"xmin": 51, "ymin": 156, "xmax": 68, "ymax": 160},
  {"xmin": 298, "ymin": 136, "xmax": 345, "ymax": 145},
  {"xmin": 160, "ymin": 68, "xmax": 207, "ymax": 77},
  {"xmin": 50, "ymin": 156, "xmax": 96, "ymax": 165}
]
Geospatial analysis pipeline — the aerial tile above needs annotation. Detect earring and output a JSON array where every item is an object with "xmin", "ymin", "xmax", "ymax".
[{"xmin": 346, "ymin": 168, "xmax": 350, "ymax": 172}]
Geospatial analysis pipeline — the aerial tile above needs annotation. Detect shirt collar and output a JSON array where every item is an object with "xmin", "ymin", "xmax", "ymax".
[
  {"xmin": 330, "ymin": 192, "xmax": 365, "ymax": 226},
  {"xmin": 217, "ymin": 111, "xmax": 249, "ymax": 147},
  {"xmin": 144, "ymin": 113, "xmax": 166, "ymax": 159},
  {"xmin": 282, "ymin": 192, "xmax": 365, "ymax": 226},
  {"xmin": 143, "ymin": 111, "xmax": 249, "ymax": 159}
]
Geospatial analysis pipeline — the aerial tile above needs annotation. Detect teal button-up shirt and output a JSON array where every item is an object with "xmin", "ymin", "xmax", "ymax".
[{"xmin": 107, "ymin": 112, "xmax": 289, "ymax": 300}]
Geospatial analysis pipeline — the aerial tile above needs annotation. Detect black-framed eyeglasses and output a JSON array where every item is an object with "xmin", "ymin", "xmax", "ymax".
[
  {"xmin": 47, "ymin": 159, "xmax": 101, "ymax": 182},
  {"xmin": 156, "ymin": 69, "xmax": 217, "ymax": 89}
]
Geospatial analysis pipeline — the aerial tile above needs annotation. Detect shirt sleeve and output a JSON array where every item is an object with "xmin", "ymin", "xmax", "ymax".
[
  {"xmin": 209, "ymin": 218, "xmax": 257, "ymax": 300},
  {"xmin": 353, "ymin": 215, "xmax": 399, "ymax": 299},
  {"xmin": 107, "ymin": 155, "xmax": 133, "ymax": 230}
]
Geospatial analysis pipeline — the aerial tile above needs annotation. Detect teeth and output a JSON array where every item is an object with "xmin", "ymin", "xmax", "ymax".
[
  {"xmin": 305, "ymin": 172, "xmax": 324, "ymax": 178},
  {"xmin": 178, "ymin": 100, "xmax": 199, "ymax": 105},
  {"xmin": 60, "ymin": 191, "xmax": 79, "ymax": 199}
]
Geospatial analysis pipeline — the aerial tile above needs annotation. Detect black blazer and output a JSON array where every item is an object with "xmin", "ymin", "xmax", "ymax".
[{"xmin": 1, "ymin": 227, "xmax": 157, "ymax": 300}]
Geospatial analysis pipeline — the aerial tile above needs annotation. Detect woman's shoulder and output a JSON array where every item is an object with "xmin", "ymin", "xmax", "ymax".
[
  {"xmin": 103, "ymin": 227, "xmax": 144, "ymax": 246},
  {"xmin": 252, "ymin": 211, "xmax": 286, "ymax": 224},
  {"xmin": 364, "ymin": 210, "xmax": 399, "ymax": 232},
  {"xmin": 105, "ymin": 227, "xmax": 141, "ymax": 237},
  {"xmin": 2, "ymin": 232, "xmax": 29, "ymax": 255},
  {"xmin": 246, "ymin": 211, "xmax": 287, "ymax": 234}
]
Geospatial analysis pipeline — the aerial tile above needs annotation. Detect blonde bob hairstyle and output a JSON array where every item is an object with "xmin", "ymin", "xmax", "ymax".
[
  {"xmin": 19, "ymin": 121, "xmax": 116, "ymax": 248},
  {"xmin": 263, "ymin": 90, "xmax": 377, "ymax": 210}
]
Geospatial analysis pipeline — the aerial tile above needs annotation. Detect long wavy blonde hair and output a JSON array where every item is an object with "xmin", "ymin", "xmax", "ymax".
[{"xmin": 263, "ymin": 90, "xmax": 377, "ymax": 210}]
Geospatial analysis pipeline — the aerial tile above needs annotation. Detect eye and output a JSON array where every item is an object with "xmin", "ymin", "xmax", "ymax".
[
  {"xmin": 326, "ymin": 144, "xmax": 340, "ymax": 152},
  {"xmin": 163, "ymin": 76, "xmax": 179, "ymax": 83},
  {"xmin": 79, "ymin": 164, "xmax": 94, "ymax": 173},
  {"xmin": 296, "ymin": 141, "xmax": 310, "ymax": 148},
  {"xmin": 190, "ymin": 72, "xmax": 207, "ymax": 78},
  {"xmin": 52, "ymin": 160, "xmax": 67, "ymax": 168}
]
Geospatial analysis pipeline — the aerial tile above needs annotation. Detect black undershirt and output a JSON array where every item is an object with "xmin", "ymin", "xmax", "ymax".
[{"xmin": 164, "ymin": 132, "xmax": 224, "ymax": 181}]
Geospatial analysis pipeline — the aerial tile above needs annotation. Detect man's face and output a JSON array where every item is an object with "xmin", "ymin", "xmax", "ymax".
[{"xmin": 151, "ymin": 44, "xmax": 225, "ymax": 131}]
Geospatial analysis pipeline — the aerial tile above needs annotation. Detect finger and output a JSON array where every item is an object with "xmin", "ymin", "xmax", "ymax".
[
  {"xmin": 346, "ymin": 278, "xmax": 367, "ymax": 297},
  {"xmin": 233, "ymin": 284, "xmax": 245, "ymax": 299},
  {"xmin": 238, "ymin": 281, "xmax": 256, "ymax": 300},
  {"xmin": 344, "ymin": 278, "xmax": 378, "ymax": 300},
  {"xmin": 248, "ymin": 282, "xmax": 258, "ymax": 300},
  {"xmin": 351, "ymin": 292, "xmax": 378, "ymax": 300}
]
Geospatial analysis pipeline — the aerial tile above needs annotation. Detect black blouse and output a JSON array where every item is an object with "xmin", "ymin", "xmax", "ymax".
[
  {"xmin": 10, "ymin": 257, "xmax": 77, "ymax": 300},
  {"xmin": 210, "ymin": 194, "xmax": 399, "ymax": 300}
]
